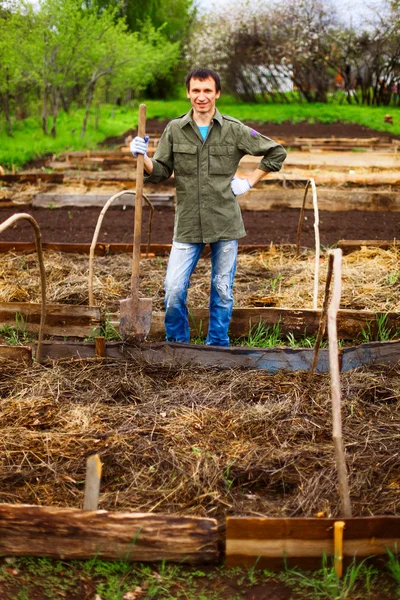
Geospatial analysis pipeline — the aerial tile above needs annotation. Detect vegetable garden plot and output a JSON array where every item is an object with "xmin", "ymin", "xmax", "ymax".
[
  {"xmin": 0, "ymin": 245, "xmax": 399, "ymax": 317},
  {"xmin": 0, "ymin": 358, "xmax": 398, "ymax": 519}
]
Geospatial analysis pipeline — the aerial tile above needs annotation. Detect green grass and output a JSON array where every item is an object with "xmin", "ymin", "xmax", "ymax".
[
  {"xmin": 0, "ymin": 312, "xmax": 34, "ymax": 345},
  {"xmin": 0, "ymin": 553, "xmax": 398, "ymax": 599},
  {"xmin": 360, "ymin": 313, "xmax": 400, "ymax": 344},
  {"xmin": 1, "ymin": 95, "xmax": 399, "ymax": 168}
]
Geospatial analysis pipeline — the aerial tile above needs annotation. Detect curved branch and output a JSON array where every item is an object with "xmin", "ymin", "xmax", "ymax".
[
  {"xmin": 296, "ymin": 178, "xmax": 320, "ymax": 308},
  {"xmin": 88, "ymin": 191, "xmax": 154, "ymax": 306},
  {"xmin": 0, "ymin": 214, "xmax": 47, "ymax": 363}
]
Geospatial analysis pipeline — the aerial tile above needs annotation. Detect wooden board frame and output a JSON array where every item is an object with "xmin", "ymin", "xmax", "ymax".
[
  {"xmin": 226, "ymin": 516, "xmax": 400, "ymax": 570},
  {"xmin": 0, "ymin": 504, "xmax": 218, "ymax": 564}
]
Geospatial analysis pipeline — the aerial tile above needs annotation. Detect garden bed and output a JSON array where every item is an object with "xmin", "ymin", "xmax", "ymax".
[{"xmin": 0, "ymin": 356, "xmax": 398, "ymax": 521}]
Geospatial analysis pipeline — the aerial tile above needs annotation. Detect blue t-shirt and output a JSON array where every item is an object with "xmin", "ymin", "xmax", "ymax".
[{"xmin": 198, "ymin": 125, "xmax": 209, "ymax": 140}]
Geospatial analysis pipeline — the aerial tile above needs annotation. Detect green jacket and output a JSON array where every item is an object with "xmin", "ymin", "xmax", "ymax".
[{"xmin": 145, "ymin": 108, "xmax": 287, "ymax": 243}]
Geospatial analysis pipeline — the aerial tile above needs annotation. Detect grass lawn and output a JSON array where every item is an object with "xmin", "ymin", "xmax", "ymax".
[{"xmin": 0, "ymin": 96, "xmax": 399, "ymax": 169}]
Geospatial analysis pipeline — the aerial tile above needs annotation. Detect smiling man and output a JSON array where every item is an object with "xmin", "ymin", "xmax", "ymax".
[{"xmin": 130, "ymin": 67, "xmax": 286, "ymax": 347}]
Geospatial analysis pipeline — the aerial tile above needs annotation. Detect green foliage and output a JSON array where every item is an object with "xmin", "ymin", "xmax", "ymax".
[
  {"xmin": 279, "ymin": 554, "xmax": 371, "ymax": 599},
  {"xmin": 361, "ymin": 313, "xmax": 400, "ymax": 343},
  {"xmin": 85, "ymin": 312, "xmax": 122, "ymax": 342},
  {"xmin": 1, "ymin": 99, "xmax": 400, "ymax": 169},
  {"xmin": 0, "ymin": 0, "xmax": 180, "ymax": 139},
  {"xmin": 387, "ymin": 546, "xmax": 400, "ymax": 594},
  {"xmin": 0, "ymin": 312, "xmax": 33, "ymax": 345},
  {"xmin": 241, "ymin": 321, "xmax": 283, "ymax": 348}
]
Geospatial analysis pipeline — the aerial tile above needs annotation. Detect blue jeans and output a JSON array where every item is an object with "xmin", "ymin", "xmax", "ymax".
[{"xmin": 164, "ymin": 240, "xmax": 238, "ymax": 346}]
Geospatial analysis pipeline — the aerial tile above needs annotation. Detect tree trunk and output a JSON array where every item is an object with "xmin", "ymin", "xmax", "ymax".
[
  {"xmin": 42, "ymin": 85, "xmax": 48, "ymax": 135},
  {"xmin": 81, "ymin": 81, "xmax": 96, "ymax": 138},
  {"xmin": 0, "ymin": 92, "xmax": 13, "ymax": 136},
  {"xmin": 50, "ymin": 87, "xmax": 60, "ymax": 138}
]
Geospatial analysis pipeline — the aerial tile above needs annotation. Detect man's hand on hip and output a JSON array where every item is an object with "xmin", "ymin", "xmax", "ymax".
[
  {"xmin": 230, "ymin": 176, "xmax": 252, "ymax": 196},
  {"xmin": 130, "ymin": 135, "xmax": 149, "ymax": 158}
]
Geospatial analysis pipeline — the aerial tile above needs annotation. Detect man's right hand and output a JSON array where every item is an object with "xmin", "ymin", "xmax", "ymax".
[{"xmin": 130, "ymin": 135, "xmax": 149, "ymax": 158}]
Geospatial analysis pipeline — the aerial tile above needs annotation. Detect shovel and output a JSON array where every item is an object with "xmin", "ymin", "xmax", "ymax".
[{"xmin": 120, "ymin": 103, "xmax": 152, "ymax": 341}]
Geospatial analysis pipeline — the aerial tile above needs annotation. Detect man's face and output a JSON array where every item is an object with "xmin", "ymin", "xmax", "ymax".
[{"xmin": 187, "ymin": 76, "xmax": 220, "ymax": 114}]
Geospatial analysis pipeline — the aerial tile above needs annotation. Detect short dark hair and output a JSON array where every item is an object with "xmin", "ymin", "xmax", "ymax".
[{"xmin": 185, "ymin": 68, "xmax": 221, "ymax": 93}]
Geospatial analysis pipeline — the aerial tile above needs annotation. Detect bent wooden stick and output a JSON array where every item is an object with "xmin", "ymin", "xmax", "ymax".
[
  {"xmin": 328, "ymin": 249, "xmax": 352, "ymax": 518},
  {"xmin": 0, "ymin": 214, "xmax": 46, "ymax": 362},
  {"xmin": 311, "ymin": 252, "xmax": 334, "ymax": 374},
  {"xmin": 88, "ymin": 191, "xmax": 155, "ymax": 306},
  {"xmin": 295, "ymin": 178, "xmax": 320, "ymax": 309}
]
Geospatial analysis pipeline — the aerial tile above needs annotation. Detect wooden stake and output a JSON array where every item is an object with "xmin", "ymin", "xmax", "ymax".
[
  {"xmin": 83, "ymin": 454, "xmax": 102, "ymax": 511},
  {"xmin": 95, "ymin": 336, "xmax": 105, "ymax": 357},
  {"xmin": 334, "ymin": 520, "xmax": 345, "ymax": 577},
  {"xmin": 311, "ymin": 253, "xmax": 334, "ymax": 373},
  {"xmin": 327, "ymin": 249, "xmax": 352, "ymax": 518}
]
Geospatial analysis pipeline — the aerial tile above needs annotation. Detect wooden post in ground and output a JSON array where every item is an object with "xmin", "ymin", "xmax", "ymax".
[
  {"xmin": 311, "ymin": 253, "xmax": 334, "ymax": 373},
  {"xmin": 95, "ymin": 336, "xmax": 106, "ymax": 357},
  {"xmin": 327, "ymin": 249, "xmax": 352, "ymax": 518},
  {"xmin": 83, "ymin": 454, "xmax": 102, "ymax": 511},
  {"xmin": 334, "ymin": 521, "xmax": 345, "ymax": 577}
]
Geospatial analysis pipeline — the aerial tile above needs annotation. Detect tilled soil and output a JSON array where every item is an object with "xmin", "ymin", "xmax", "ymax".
[
  {"xmin": 0, "ymin": 205, "xmax": 399, "ymax": 246},
  {"xmin": 101, "ymin": 119, "xmax": 400, "ymax": 146}
]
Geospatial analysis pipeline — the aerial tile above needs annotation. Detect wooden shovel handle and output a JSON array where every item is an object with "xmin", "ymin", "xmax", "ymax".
[{"xmin": 131, "ymin": 104, "xmax": 146, "ymax": 294}]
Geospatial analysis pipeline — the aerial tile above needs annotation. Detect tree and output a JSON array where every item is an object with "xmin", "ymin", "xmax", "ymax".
[
  {"xmin": 0, "ymin": 11, "xmax": 23, "ymax": 135},
  {"xmin": 79, "ymin": 22, "xmax": 179, "ymax": 136}
]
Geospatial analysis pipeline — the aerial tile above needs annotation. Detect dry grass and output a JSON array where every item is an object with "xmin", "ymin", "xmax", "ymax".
[
  {"xmin": 0, "ymin": 357, "xmax": 398, "ymax": 520},
  {"xmin": 0, "ymin": 245, "xmax": 400, "ymax": 314}
]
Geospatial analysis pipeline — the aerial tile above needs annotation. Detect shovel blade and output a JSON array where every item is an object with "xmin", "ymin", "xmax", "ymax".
[{"xmin": 120, "ymin": 297, "xmax": 152, "ymax": 342}]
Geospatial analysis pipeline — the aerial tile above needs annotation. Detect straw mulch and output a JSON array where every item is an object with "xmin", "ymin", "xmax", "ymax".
[
  {"xmin": 0, "ymin": 357, "xmax": 398, "ymax": 519},
  {"xmin": 0, "ymin": 246, "xmax": 399, "ymax": 314}
]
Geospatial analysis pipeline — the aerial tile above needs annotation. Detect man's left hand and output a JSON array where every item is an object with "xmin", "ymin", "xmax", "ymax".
[{"xmin": 230, "ymin": 177, "xmax": 252, "ymax": 196}]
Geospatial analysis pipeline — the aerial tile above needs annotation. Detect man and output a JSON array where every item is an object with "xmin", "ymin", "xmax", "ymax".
[{"xmin": 131, "ymin": 67, "xmax": 286, "ymax": 347}]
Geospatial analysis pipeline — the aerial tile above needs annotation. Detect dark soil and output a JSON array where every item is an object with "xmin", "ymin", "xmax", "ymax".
[
  {"xmin": 100, "ymin": 119, "xmax": 400, "ymax": 147},
  {"xmin": 0, "ymin": 205, "xmax": 399, "ymax": 246}
]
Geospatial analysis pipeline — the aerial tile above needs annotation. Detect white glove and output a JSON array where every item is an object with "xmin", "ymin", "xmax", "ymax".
[
  {"xmin": 130, "ymin": 135, "xmax": 149, "ymax": 158},
  {"xmin": 230, "ymin": 176, "xmax": 251, "ymax": 196}
]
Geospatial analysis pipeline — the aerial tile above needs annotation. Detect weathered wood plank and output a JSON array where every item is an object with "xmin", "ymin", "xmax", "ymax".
[
  {"xmin": 240, "ymin": 152, "xmax": 400, "ymax": 170},
  {"xmin": 37, "ymin": 339, "xmax": 400, "ymax": 373},
  {"xmin": 226, "ymin": 516, "xmax": 400, "ymax": 569},
  {"xmin": 0, "ymin": 344, "xmax": 32, "ymax": 364},
  {"xmin": 338, "ymin": 239, "xmax": 399, "ymax": 254},
  {"xmin": 0, "ymin": 504, "xmax": 218, "ymax": 563},
  {"xmin": 148, "ymin": 307, "xmax": 400, "ymax": 341},
  {"xmin": 33, "ymin": 193, "xmax": 174, "ymax": 208},
  {"xmin": 239, "ymin": 188, "xmax": 400, "ymax": 211},
  {"xmin": 0, "ymin": 303, "xmax": 101, "ymax": 337},
  {"xmin": 0, "ymin": 242, "xmax": 297, "ymax": 256}
]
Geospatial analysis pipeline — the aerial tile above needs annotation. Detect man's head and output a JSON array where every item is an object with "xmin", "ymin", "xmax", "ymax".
[
  {"xmin": 186, "ymin": 68, "xmax": 221, "ymax": 117},
  {"xmin": 185, "ymin": 68, "xmax": 221, "ymax": 94}
]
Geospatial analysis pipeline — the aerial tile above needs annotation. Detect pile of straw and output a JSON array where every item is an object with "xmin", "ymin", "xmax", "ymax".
[
  {"xmin": 0, "ymin": 246, "xmax": 399, "ymax": 314},
  {"xmin": 0, "ymin": 357, "xmax": 398, "ymax": 519}
]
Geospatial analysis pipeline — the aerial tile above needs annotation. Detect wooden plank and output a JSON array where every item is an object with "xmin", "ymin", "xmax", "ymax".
[
  {"xmin": 0, "ymin": 303, "xmax": 101, "ymax": 337},
  {"xmin": 148, "ymin": 307, "xmax": 400, "ymax": 341},
  {"xmin": 0, "ymin": 504, "xmax": 218, "ymax": 564},
  {"xmin": 0, "ymin": 242, "xmax": 298, "ymax": 256},
  {"xmin": 338, "ymin": 240, "xmax": 399, "ymax": 254},
  {"xmin": 0, "ymin": 344, "xmax": 32, "ymax": 364},
  {"xmin": 239, "ymin": 188, "xmax": 400, "ymax": 211},
  {"xmin": 0, "ymin": 173, "xmax": 65, "ymax": 184},
  {"xmin": 37, "ymin": 339, "xmax": 400, "ymax": 373},
  {"xmin": 33, "ymin": 192, "xmax": 174, "ymax": 208},
  {"xmin": 226, "ymin": 516, "xmax": 400, "ymax": 570}
]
